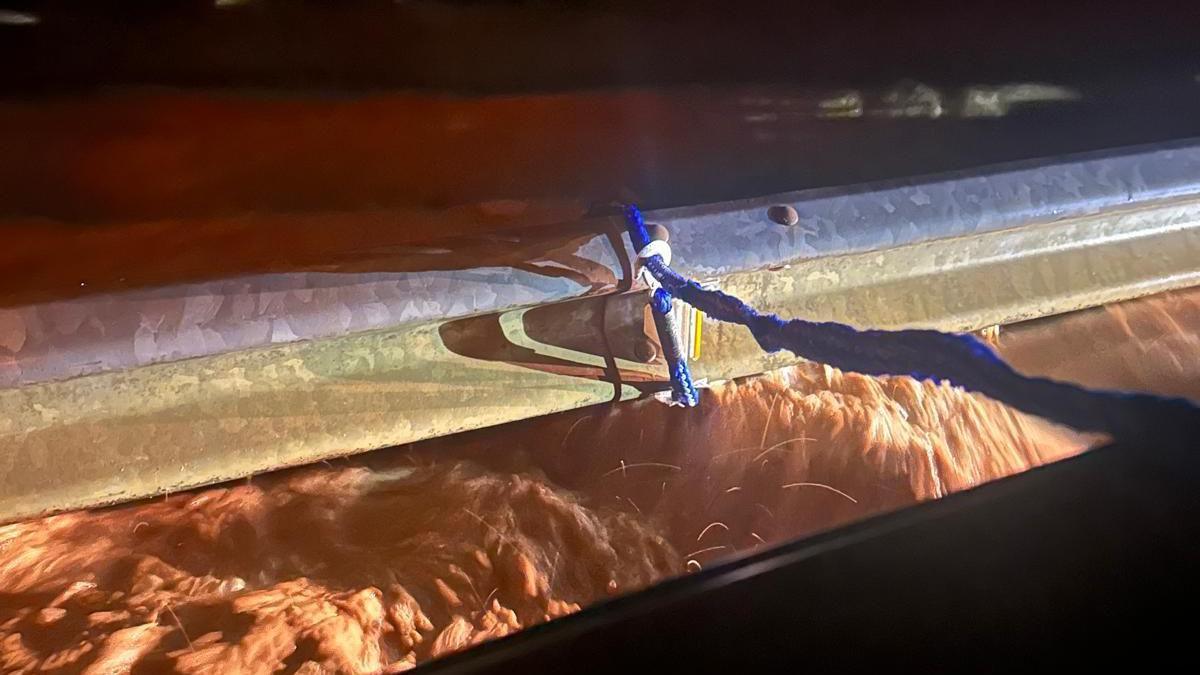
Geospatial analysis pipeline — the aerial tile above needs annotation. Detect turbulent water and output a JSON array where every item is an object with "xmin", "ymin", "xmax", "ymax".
[
  {"xmin": 5, "ymin": 287, "xmax": 1198, "ymax": 673},
  {"xmin": 0, "ymin": 361, "xmax": 1093, "ymax": 673}
]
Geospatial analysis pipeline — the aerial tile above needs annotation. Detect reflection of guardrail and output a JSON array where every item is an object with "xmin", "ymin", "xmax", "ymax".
[{"xmin": 4, "ymin": 141, "xmax": 1200, "ymax": 522}]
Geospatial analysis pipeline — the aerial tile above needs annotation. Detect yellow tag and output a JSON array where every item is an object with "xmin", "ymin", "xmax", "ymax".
[{"xmin": 670, "ymin": 281, "xmax": 715, "ymax": 363}]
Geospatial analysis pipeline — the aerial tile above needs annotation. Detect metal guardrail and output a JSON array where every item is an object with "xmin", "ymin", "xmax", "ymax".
[{"xmin": 3, "ymin": 140, "xmax": 1200, "ymax": 522}]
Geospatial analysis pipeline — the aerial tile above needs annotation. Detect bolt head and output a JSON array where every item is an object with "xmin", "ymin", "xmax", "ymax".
[
  {"xmin": 634, "ymin": 339, "xmax": 660, "ymax": 363},
  {"xmin": 767, "ymin": 204, "xmax": 800, "ymax": 227}
]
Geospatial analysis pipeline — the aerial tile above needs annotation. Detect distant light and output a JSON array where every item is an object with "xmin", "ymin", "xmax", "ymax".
[
  {"xmin": 817, "ymin": 90, "xmax": 864, "ymax": 119},
  {"xmin": 0, "ymin": 10, "xmax": 39, "ymax": 25},
  {"xmin": 962, "ymin": 83, "xmax": 1081, "ymax": 118}
]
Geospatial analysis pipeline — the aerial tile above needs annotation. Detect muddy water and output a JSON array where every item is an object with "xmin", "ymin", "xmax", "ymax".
[
  {"xmin": 1, "ymin": 287, "xmax": 1197, "ymax": 673},
  {"xmin": 999, "ymin": 286, "xmax": 1200, "ymax": 402}
]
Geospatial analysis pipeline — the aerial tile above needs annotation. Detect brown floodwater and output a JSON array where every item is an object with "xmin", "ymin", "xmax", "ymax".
[{"xmin": 2, "ymin": 287, "xmax": 1195, "ymax": 673}]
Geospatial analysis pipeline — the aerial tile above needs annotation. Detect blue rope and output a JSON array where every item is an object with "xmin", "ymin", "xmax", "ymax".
[
  {"xmin": 624, "ymin": 204, "xmax": 1200, "ymax": 441},
  {"xmin": 628, "ymin": 205, "xmax": 700, "ymax": 406},
  {"xmin": 650, "ymin": 288, "xmax": 700, "ymax": 407}
]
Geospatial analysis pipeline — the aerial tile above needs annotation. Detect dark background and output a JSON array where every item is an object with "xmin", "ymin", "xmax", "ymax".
[
  {"xmin": 4, "ymin": 0, "xmax": 1200, "ymax": 304},
  {"xmin": 2, "ymin": 0, "xmax": 1198, "ymax": 93}
]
